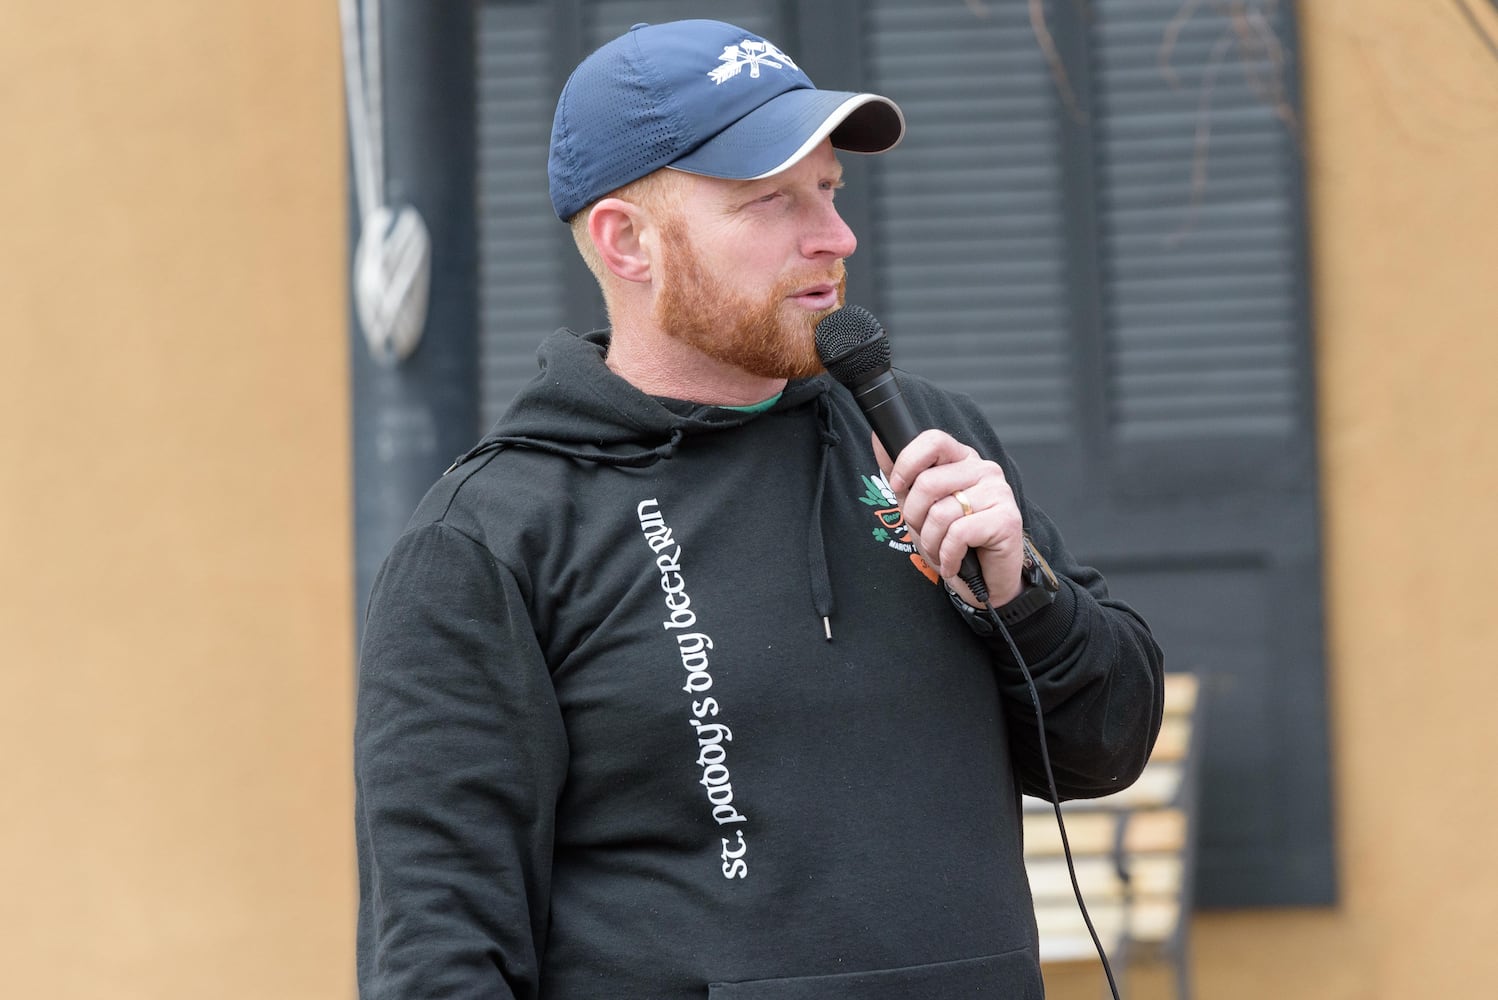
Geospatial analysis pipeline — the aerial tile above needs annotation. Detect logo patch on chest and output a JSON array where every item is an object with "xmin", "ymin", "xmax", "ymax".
[{"xmin": 855, "ymin": 471, "xmax": 939, "ymax": 585}]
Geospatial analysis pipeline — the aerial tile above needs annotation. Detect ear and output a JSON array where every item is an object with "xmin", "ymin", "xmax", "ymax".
[{"xmin": 588, "ymin": 198, "xmax": 655, "ymax": 284}]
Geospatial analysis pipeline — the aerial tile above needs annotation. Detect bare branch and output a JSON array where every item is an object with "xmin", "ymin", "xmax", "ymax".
[
  {"xmin": 1453, "ymin": 0, "xmax": 1498, "ymax": 62},
  {"xmin": 1168, "ymin": 27, "xmax": 1235, "ymax": 246},
  {"xmin": 1237, "ymin": 1, "xmax": 1298, "ymax": 132},
  {"xmin": 1029, "ymin": 0, "xmax": 1087, "ymax": 123},
  {"xmin": 1160, "ymin": 0, "xmax": 1204, "ymax": 90}
]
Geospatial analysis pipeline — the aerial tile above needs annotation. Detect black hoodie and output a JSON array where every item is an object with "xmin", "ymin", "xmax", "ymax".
[{"xmin": 355, "ymin": 328, "xmax": 1164, "ymax": 1000}]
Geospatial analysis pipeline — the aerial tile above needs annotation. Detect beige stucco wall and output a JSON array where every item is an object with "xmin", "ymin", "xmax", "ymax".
[
  {"xmin": 1, "ymin": 2, "xmax": 1495, "ymax": 999},
  {"xmin": 1228, "ymin": 0, "xmax": 1498, "ymax": 993},
  {"xmin": 0, "ymin": 3, "xmax": 352, "ymax": 998},
  {"xmin": 1054, "ymin": 2, "xmax": 1498, "ymax": 996}
]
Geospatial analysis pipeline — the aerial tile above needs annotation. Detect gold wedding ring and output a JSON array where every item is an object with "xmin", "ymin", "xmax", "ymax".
[{"xmin": 952, "ymin": 489, "xmax": 974, "ymax": 517}]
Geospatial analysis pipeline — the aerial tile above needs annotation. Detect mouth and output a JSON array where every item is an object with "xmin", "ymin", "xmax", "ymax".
[{"xmin": 788, "ymin": 283, "xmax": 841, "ymax": 312}]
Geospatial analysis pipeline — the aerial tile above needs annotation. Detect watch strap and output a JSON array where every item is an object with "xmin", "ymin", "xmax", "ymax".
[
  {"xmin": 942, "ymin": 533, "xmax": 1061, "ymax": 633},
  {"xmin": 994, "ymin": 582, "xmax": 1057, "ymax": 626}
]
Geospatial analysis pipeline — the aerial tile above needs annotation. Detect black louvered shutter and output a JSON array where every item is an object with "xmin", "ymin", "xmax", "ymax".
[
  {"xmin": 585, "ymin": 0, "xmax": 778, "ymax": 47},
  {"xmin": 475, "ymin": 1, "xmax": 560, "ymax": 428},
  {"xmin": 866, "ymin": 1, "xmax": 1076, "ymax": 444},
  {"xmin": 1090, "ymin": 0, "xmax": 1332, "ymax": 908},
  {"xmin": 1097, "ymin": 1, "xmax": 1304, "ymax": 445}
]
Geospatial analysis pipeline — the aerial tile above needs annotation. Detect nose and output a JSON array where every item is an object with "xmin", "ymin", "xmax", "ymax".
[{"xmin": 803, "ymin": 201, "xmax": 857, "ymax": 261}]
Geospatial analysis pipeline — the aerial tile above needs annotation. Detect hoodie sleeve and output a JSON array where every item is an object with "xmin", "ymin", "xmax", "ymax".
[
  {"xmin": 935, "ymin": 391, "xmax": 1166, "ymax": 803},
  {"xmin": 355, "ymin": 520, "xmax": 568, "ymax": 1000},
  {"xmin": 983, "ymin": 495, "xmax": 1165, "ymax": 802}
]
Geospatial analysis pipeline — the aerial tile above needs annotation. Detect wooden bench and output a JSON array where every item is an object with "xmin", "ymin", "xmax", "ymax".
[{"xmin": 1023, "ymin": 673, "xmax": 1204, "ymax": 1000}]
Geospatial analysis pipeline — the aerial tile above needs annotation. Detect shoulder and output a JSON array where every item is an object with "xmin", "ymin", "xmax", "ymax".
[
  {"xmin": 400, "ymin": 446, "xmax": 550, "ymax": 566},
  {"xmin": 395, "ymin": 450, "xmax": 494, "ymax": 543}
]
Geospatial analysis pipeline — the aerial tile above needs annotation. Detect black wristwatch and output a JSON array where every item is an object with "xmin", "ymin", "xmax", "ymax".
[
  {"xmin": 945, "ymin": 533, "xmax": 1060, "ymax": 633},
  {"xmin": 995, "ymin": 533, "xmax": 1060, "ymax": 626}
]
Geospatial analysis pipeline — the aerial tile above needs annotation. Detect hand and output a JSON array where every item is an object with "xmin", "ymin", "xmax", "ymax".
[{"xmin": 873, "ymin": 430, "xmax": 1026, "ymax": 608}]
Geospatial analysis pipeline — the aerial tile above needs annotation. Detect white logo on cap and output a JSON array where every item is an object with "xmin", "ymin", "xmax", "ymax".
[{"xmin": 708, "ymin": 39, "xmax": 799, "ymax": 84}]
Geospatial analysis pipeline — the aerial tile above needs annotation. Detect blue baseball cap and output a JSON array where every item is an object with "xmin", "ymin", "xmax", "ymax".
[{"xmin": 548, "ymin": 19, "xmax": 905, "ymax": 221}]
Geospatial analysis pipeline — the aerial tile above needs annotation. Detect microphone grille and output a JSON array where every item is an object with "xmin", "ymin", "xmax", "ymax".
[{"xmin": 815, "ymin": 305, "xmax": 892, "ymax": 387}]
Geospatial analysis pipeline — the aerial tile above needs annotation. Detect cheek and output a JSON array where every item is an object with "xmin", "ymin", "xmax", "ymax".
[
  {"xmin": 720, "ymin": 243, "xmax": 778, "ymax": 278},
  {"xmin": 688, "ymin": 218, "xmax": 801, "ymax": 296},
  {"xmin": 721, "ymin": 224, "xmax": 795, "ymax": 270}
]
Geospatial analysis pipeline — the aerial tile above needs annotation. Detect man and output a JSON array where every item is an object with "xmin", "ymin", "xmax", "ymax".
[{"xmin": 356, "ymin": 19, "xmax": 1163, "ymax": 1000}]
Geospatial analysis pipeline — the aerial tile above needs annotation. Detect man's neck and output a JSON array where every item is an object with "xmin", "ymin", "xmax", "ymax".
[{"xmin": 604, "ymin": 326, "xmax": 789, "ymax": 407}]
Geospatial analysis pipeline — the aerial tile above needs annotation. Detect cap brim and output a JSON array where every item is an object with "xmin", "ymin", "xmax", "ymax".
[{"xmin": 669, "ymin": 89, "xmax": 905, "ymax": 181}]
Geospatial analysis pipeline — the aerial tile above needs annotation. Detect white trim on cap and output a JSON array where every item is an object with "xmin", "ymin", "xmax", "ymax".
[{"xmin": 745, "ymin": 93, "xmax": 904, "ymax": 179}]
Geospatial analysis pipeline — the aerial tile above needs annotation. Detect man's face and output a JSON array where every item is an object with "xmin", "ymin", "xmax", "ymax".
[{"xmin": 650, "ymin": 141, "xmax": 856, "ymax": 380}]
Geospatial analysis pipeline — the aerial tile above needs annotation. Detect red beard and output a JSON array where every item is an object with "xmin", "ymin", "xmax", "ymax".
[{"xmin": 652, "ymin": 214, "xmax": 846, "ymax": 380}]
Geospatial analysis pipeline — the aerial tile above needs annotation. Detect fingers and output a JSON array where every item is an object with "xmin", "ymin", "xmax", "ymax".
[
  {"xmin": 883, "ymin": 432, "xmax": 997, "ymax": 535},
  {"xmin": 876, "ymin": 429, "xmax": 973, "ymax": 494},
  {"xmin": 869, "ymin": 430, "xmax": 1025, "ymax": 587},
  {"xmin": 921, "ymin": 472, "xmax": 1022, "ymax": 581}
]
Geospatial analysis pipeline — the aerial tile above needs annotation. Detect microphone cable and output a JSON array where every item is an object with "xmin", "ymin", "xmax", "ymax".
[{"xmin": 959, "ymin": 572, "xmax": 1123, "ymax": 1000}]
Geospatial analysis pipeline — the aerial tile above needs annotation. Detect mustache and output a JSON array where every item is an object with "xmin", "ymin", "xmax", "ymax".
[{"xmin": 774, "ymin": 260, "xmax": 847, "ymax": 299}]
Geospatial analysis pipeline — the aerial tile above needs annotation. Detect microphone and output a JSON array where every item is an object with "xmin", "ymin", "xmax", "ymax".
[{"xmin": 815, "ymin": 305, "xmax": 990, "ymax": 603}]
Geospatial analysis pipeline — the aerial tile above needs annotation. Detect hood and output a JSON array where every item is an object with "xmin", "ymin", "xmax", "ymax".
[
  {"xmin": 446, "ymin": 328, "xmax": 833, "ymax": 473},
  {"xmin": 445, "ymin": 327, "xmax": 846, "ymax": 640}
]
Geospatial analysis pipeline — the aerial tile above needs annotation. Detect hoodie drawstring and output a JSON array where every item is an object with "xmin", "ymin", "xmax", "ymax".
[
  {"xmin": 808, "ymin": 395, "xmax": 841, "ymax": 640},
  {"xmin": 651, "ymin": 427, "xmax": 686, "ymax": 463}
]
